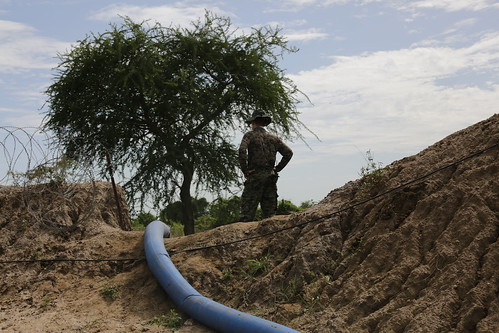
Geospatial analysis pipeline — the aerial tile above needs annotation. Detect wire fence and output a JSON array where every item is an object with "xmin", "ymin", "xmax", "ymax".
[{"xmin": 0, "ymin": 126, "xmax": 98, "ymax": 230}]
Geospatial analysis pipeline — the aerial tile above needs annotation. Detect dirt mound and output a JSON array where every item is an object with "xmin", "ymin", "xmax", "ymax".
[{"xmin": 0, "ymin": 114, "xmax": 498, "ymax": 333}]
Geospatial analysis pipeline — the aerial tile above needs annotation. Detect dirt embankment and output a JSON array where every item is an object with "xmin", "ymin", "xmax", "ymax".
[{"xmin": 0, "ymin": 114, "xmax": 498, "ymax": 333}]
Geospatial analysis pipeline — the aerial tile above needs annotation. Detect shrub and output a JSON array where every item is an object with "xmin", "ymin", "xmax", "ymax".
[{"xmin": 357, "ymin": 150, "xmax": 385, "ymax": 199}]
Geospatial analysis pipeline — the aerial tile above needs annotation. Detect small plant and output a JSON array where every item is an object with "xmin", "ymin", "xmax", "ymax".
[
  {"xmin": 303, "ymin": 293, "xmax": 322, "ymax": 313},
  {"xmin": 101, "ymin": 284, "xmax": 119, "ymax": 300},
  {"xmin": 357, "ymin": 149, "xmax": 385, "ymax": 199},
  {"xmin": 351, "ymin": 235, "xmax": 364, "ymax": 253},
  {"xmin": 222, "ymin": 268, "xmax": 233, "ymax": 281},
  {"xmin": 277, "ymin": 276, "xmax": 301, "ymax": 303},
  {"xmin": 146, "ymin": 309, "xmax": 184, "ymax": 331},
  {"xmin": 245, "ymin": 255, "xmax": 271, "ymax": 277},
  {"xmin": 40, "ymin": 296, "xmax": 53, "ymax": 310},
  {"xmin": 20, "ymin": 219, "xmax": 30, "ymax": 231}
]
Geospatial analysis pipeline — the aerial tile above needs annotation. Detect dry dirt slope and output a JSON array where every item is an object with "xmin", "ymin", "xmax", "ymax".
[{"xmin": 0, "ymin": 114, "xmax": 498, "ymax": 333}]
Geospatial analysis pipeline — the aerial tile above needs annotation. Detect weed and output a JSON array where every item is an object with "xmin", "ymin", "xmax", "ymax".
[
  {"xmin": 277, "ymin": 276, "xmax": 301, "ymax": 303},
  {"xmin": 357, "ymin": 150, "xmax": 385, "ymax": 199},
  {"xmin": 101, "ymin": 284, "xmax": 119, "ymax": 300},
  {"xmin": 222, "ymin": 268, "xmax": 233, "ymax": 281},
  {"xmin": 30, "ymin": 250, "xmax": 41, "ymax": 260},
  {"xmin": 351, "ymin": 236, "xmax": 364, "ymax": 253},
  {"xmin": 40, "ymin": 296, "xmax": 53, "ymax": 310},
  {"xmin": 244, "ymin": 255, "xmax": 271, "ymax": 277},
  {"xmin": 146, "ymin": 309, "xmax": 184, "ymax": 331},
  {"xmin": 303, "ymin": 293, "xmax": 323, "ymax": 313},
  {"xmin": 20, "ymin": 219, "xmax": 30, "ymax": 231}
]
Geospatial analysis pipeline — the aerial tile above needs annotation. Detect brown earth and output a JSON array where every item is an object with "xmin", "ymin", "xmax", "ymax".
[{"xmin": 0, "ymin": 114, "xmax": 498, "ymax": 333}]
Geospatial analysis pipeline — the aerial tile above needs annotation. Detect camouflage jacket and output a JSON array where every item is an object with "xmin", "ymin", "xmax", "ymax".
[{"xmin": 238, "ymin": 127, "xmax": 293, "ymax": 175}]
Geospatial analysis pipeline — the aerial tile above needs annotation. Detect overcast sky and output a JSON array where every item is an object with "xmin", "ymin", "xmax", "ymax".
[{"xmin": 1, "ymin": 0, "xmax": 498, "ymax": 204}]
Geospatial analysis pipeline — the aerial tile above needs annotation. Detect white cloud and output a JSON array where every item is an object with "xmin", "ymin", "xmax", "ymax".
[
  {"xmin": 290, "ymin": 32, "xmax": 499, "ymax": 154},
  {"xmin": 286, "ymin": 27, "xmax": 329, "ymax": 41},
  {"xmin": 260, "ymin": 19, "xmax": 328, "ymax": 42},
  {"xmin": 0, "ymin": 107, "xmax": 44, "ymax": 127},
  {"xmin": 454, "ymin": 18, "xmax": 478, "ymax": 28},
  {"xmin": 0, "ymin": 19, "xmax": 29, "ymax": 34},
  {"xmin": 89, "ymin": 3, "xmax": 233, "ymax": 27},
  {"xmin": 273, "ymin": 0, "xmax": 499, "ymax": 12},
  {"xmin": 409, "ymin": 0, "xmax": 499, "ymax": 12},
  {"xmin": 0, "ymin": 20, "xmax": 69, "ymax": 73}
]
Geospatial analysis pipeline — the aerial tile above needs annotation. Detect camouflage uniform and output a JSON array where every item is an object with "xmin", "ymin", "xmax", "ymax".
[{"xmin": 238, "ymin": 126, "xmax": 293, "ymax": 221}]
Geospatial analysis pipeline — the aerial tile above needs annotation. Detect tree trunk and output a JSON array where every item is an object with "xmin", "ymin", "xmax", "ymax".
[{"xmin": 180, "ymin": 164, "xmax": 195, "ymax": 235}]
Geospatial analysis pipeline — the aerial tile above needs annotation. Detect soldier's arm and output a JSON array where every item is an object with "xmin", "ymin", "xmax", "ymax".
[
  {"xmin": 274, "ymin": 141, "xmax": 293, "ymax": 172},
  {"xmin": 238, "ymin": 133, "xmax": 250, "ymax": 174}
]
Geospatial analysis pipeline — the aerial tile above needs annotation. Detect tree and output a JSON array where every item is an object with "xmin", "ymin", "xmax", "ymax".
[
  {"xmin": 299, "ymin": 200, "xmax": 316, "ymax": 209},
  {"xmin": 276, "ymin": 199, "xmax": 300, "ymax": 215},
  {"xmin": 44, "ymin": 12, "xmax": 308, "ymax": 235},
  {"xmin": 132, "ymin": 211, "xmax": 157, "ymax": 227},
  {"xmin": 208, "ymin": 196, "xmax": 241, "ymax": 227},
  {"xmin": 160, "ymin": 197, "xmax": 208, "ymax": 223}
]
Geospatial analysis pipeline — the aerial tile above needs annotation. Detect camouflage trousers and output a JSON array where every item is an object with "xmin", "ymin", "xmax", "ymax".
[{"xmin": 240, "ymin": 169, "xmax": 278, "ymax": 222}]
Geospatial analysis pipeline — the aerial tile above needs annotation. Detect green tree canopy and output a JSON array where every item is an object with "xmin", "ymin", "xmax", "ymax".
[
  {"xmin": 160, "ymin": 197, "xmax": 209, "ymax": 223},
  {"xmin": 132, "ymin": 211, "xmax": 157, "ymax": 227},
  {"xmin": 208, "ymin": 196, "xmax": 241, "ymax": 227},
  {"xmin": 44, "ymin": 12, "xmax": 308, "ymax": 234},
  {"xmin": 276, "ymin": 199, "xmax": 300, "ymax": 215}
]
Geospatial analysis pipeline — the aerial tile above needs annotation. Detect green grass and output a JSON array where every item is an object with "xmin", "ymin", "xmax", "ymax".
[
  {"xmin": 146, "ymin": 309, "xmax": 184, "ymax": 331},
  {"xmin": 244, "ymin": 255, "xmax": 271, "ymax": 277},
  {"xmin": 101, "ymin": 284, "xmax": 119, "ymax": 300}
]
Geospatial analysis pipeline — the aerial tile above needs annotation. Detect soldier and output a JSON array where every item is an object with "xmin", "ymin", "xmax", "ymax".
[{"xmin": 238, "ymin": 110, "xmax": 293, "ymax": 221}]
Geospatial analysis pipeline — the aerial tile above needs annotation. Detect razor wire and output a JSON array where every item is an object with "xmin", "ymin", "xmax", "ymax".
[{"xmin": 0, "ymin": 126, "xmax": 98, "ymax": 231}]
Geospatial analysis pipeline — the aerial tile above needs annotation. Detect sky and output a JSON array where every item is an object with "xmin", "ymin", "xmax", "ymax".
[{"xmin": 1, "ymin": 0, "xmax": 498, "ymax": 205}]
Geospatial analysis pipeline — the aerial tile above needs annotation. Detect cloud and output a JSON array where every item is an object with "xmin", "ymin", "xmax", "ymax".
[
  {"xmin": 260, "ymin": 19, "xmax": 328, "ymax": 42},
  {"xmin": 285, "ymin": 28, "xmax": 329, "ymax": 41},
  {"xmin": 276, "ymin": 0, "xmax": 499, "ymax": 12},
  {"xmin": 89, "ymin": 3, "xmax": 233, "ymax": 27},
  {"xmin": 453, "ymin": 18, "xmax": 478, "ymax": 28},
  {"xmin": 409, "ymin": 0, "xmax": 499, "ymax": 12},
  {"xmin": 290, "ymin": 32, "xmax": 499, "ymax": 154},
  {"xmin": 0, "ymin": 20, "xmax": 69, "ymax": 73},
  {"xmin": 0, "ymin": 107, "xmax": 44, "ymax": 127}
]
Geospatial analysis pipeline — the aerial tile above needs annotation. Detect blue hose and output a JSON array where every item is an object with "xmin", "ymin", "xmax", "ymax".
[{"xmin": 144, "ymin": 220, "xmax": 301, "ymax": 333}]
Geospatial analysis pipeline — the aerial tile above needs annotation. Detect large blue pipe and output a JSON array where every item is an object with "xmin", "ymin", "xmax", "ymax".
[{"xmin": 144, "ymin": 220, "xmax": 301, "ymax": 333}]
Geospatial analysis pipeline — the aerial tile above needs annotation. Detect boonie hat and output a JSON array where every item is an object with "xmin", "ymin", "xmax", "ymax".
[{"xmin": 246, "ymin": 110, "xmax": 272, "ymax": 126}]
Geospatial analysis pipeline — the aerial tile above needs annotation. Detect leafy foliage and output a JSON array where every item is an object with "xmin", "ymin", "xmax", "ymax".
[
  {"xmin": 208, "ymin": 196, "xmax": 241, "ymax": 227},
  {"xmin": 276, "ymin": 199, "xmax": 300, "ymax": 215},
  {"xmin": 159, "ymin": 197, "xmax": 208, "ymax": 223},
  {"xmin": 11, "ymin": 155, "xmax": 76, "ymax": 187},
  {"xmin": 245, "ymin": 255, "xmax": 271, "ymax": 277},
  {"xmin": 131, "ymin": 211, "xmax": 157, "ymax": 227},
  {"xmin": 299, "ymin": 200, "xmax": 316, "ymax": 209},
  {"xmin": 44, "ymin": 12, "xmax": 307, "ymax": 234}
]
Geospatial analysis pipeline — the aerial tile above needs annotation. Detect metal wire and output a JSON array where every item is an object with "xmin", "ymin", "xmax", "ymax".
[{"xmin": 1, "ymin": 126, "xmax": 98, "ymax": 231}]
